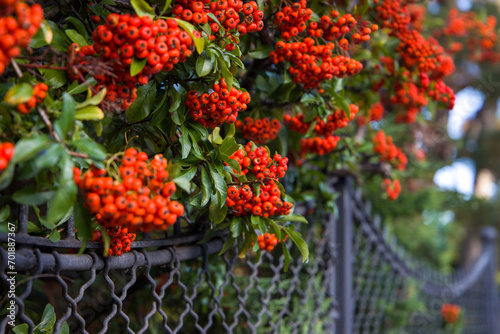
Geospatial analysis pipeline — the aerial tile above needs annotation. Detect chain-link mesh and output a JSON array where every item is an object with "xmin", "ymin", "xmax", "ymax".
[
  {"xmin": 1, "ymin": 176, "xmax": 499, "ymax": 334},
  {"xmin": 345, "ymin": 178, "xmax": 500, "ymax": 334}
]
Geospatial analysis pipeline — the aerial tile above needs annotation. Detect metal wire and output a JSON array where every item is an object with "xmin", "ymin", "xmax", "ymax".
[{"xmin": 0, "ymin": 176, "xmax": 498, "ymax": 334}]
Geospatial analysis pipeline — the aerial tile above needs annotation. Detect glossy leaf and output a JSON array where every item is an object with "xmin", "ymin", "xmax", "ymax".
[
  {"xmin": 131, "ymin": 0, "xmax": 155, "ymax": 18},
  {"xmin": 130, "ymin": 57, "xmax": 147, "ymax": 77},
  {"xmin": 4, "ymin": 83, "xmax": 33, "ymax": 105},
  {"xmin": 126, "ymin": 81, "xmax": 156, "ymax": 122}
]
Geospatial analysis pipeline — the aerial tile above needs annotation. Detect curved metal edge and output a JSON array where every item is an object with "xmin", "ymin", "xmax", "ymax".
[{"xmin": 7, "ymin": 238, "xmax": 225, "ymax": 273}]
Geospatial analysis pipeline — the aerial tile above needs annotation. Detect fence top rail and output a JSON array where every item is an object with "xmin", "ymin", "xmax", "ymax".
[{"xmin": 342, "ymin": 176, "xmax": 498, "ymax": 297}]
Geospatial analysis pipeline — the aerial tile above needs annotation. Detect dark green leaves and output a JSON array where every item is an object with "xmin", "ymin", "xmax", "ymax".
[
  {"xmin": 47, "ymin": 154, "xmax": 76, "ymax": 225},
  {"xmin": 54, "ymin": 93, "xmax": 75, "ymax": 139},
  {"xmin": 73, "ymin": 202, "xmax": 93, "ymax": 240},
  {"xmin": 126, "ymin": 81, "xmax": 156, "ymax": 122},
  {"xmin": 196, "ymin": 56, "xmax": 214, "ymax": 77},
  {"xmin": 12, "ymin": 135, "xmax": 52, "ymax": 164},
  {"xmin": 70, "ymin": 139, "xmax": 107, "ymax": 160}
]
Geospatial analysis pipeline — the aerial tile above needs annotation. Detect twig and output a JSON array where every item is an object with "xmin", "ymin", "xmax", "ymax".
[
  {"xmin": 18, "ymin": 63, "xmax": 68, "ymax": 71},
  {"xmin": 10, "ymin": 59, "xmax": 23, "ymax": 78}
]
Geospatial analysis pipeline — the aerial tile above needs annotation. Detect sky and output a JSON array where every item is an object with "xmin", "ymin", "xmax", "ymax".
[{"xmin": 433, "ymin": 88, "xmax": 485, "ymax": 197}]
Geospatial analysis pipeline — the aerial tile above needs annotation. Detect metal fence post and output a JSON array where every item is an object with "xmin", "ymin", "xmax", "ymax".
[
  {"xmin": 335, "ymin": 177, "xmax": 353, "ymax": 334},
  {"xmin": 480, "ymin": 226, "xmax": 499, "ymax": 334}
]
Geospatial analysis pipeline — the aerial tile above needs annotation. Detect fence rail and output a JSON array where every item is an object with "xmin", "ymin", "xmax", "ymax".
[{"xmin": 1, "ymin": 176, "xmax": 499, "ymax": 333}]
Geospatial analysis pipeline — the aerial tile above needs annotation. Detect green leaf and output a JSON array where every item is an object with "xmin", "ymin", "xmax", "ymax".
[
  {"xmin": 70, "ymin": 138, "xmax": 107, "ymax": 160},
  {"xmin": 0, "ymin": 205, "xmax": 10, "ymax": 222},
  {"xmin": 12, "ymin": 188, "xmax": 55, "ymax": 206},
  {"xmin": 230, "ymin": 217, "xmax": 243, "ymax": 237},
  {"xmin": 74, "ymin": 105, "xmax": 104, "ymax": 120},
  {"xmin": 218, "ymin": 137, "xmax": 238, "ymax": 160},
  {"xmin": 196, "ymin": 56, "xmax": 214, "ymax": 77},
  {"xmin": 218, "ymin": 235, "xmax": 235, "ymax": 255},
  {"xmin": 126, "ymin": 81, "xmax": 156, "ymax": 122},
  {"xmin": 248, "ymin": 45, "xmax": 273, "ymax": 59},
  {"xmin": 60, "ymin": 321, "xmax": 70, "ymax": 334},
  {"xmin": 65, "ymin": 29, "xmax": 88, "ymax": 46},
  {"xmin": 160, "ymin": 0, "xmax": 174, "ymax": 15},
  {"xmin": 101, "ymin": 227, "xmax": 110, "ymax": 256},
  {"xmin": 180, "ymin": 125, "xmax": 192, "ymax": 159},
  {"xmin": 331, "ymin": 90, "xmax": 351, "ymax": 119},
  {"xmin": 42, "ymin": 69, "xmax": 67, "ymax": 89},
  {"xmin": 226, "ymin": 123, "xmax": 236, "ymax": 137},
  {"xmin": 47, "ymin": 156, "xmax": 77, "ymax": 225},
  {"xmin": 208, "ymin": 163, "xmax": 227, "ymax": 208},
  {"xmin": 130, "ymin": 57, "xmax": 147, "ymax": 76},
  {"xmin": 4, "ymin": 83, "xmax": 33, "ymax": 105},
  {"xmin": 49, "ymin": 229, "xmax": 60, "ymax": 243},
  {"xmin": 275, "ymin": 213, "xmax": 308, "ymax": 224},
  {"xmin": 200, "ymin": 166, "xmax": 212, "ymax": 206},
  {"xmin": 171, "ymin": 18, "xmax": 204, "ymax": 54},
  {"xmin": 282, "ymin": 242, "xmax": 291, "ymax": 272},
  {"xmin": 65, "ymin": 17, "xmax": 89, "ymax": 40},
  {"xmin": 54, "ymin": 93, "xmax": 76, "ymax": 139},
  {"xmin": 131, "ymin": 0, "xmax": 155, "ymax": 18},
  {"xmin": 12, "ymin": 324, "xmax": 29, "ymax": 334},
  {"xmin": 282, "ymin": 227, "xmax": 309, "ymax": 262},
  {"xmin": 210, "ymin": 127, "xmax": 223, "ymax": 145},
  {"xmin": 74, "ymin": 202, "xmax": 93, "ymax": 240},
  {"xmin": 0, "ymin": 162, "xmax": 15, "ymax": 191},
  {"xmin": 219, "ymin": 60, "xmax": 233, "ymax": 91},
  {"xmin": 209, "ymin": 196, "xmax": 227, "ymax": 224},
  {"xmin": 12, "ymin": 135, "xmax": 51, "ymax": 164},
  {"xmin": 41, "ymin": 20, "xmax": 53, "ymax": 44},
  {"xmin": 66, "ymin": 77, "xmax": 97, "ymax": 95},
  {"xmin": 34, "ymin": 304, "xmax": 56, "ymax": 334},
  {"xmin": 169, "ymin": 88, "xmax": 182, "ymax": 113},
  {"xmin": 75, "ymin": 88, "xmax": 107, "ymax": 109}
]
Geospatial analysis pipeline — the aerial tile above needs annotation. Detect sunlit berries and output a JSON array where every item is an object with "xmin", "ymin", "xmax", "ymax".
[
  {"xmin": 382, "ymin": 178, "xmax": 401, "ymax": 200},
  {"xmin": 226, "ymin": 142, "xmax": 293, "ymax": 217},
  {"xmin": 372, "ymin": 130, "xmax": 407, "ymax": 171},
  {"xmin": 257, "ymin": 232, "xmax": 278, "ymax": 251},
  {"xmin": 186, "ymin": 78, "xmax": 250, "ymax": 128},
  {"xmin": 0, "ymin": 1, "xmax": 44, "ymax": 76},
  {"xmin": 74, "ymin": 149, "xmax": 184, "ymax": 234},
  {"xmin": 0, "ymin": 142, "xmax": 14, "ymax": 172}
]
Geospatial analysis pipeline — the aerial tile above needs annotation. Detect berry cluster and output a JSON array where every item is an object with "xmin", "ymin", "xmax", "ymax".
[
  {"xmin": 107, "ymin": 226, "xmax": 136, "ymax": 256},
  {"xmin": 74, "ymin": 149, "xmax": 184, "ymax": 233},
  {"xmin": 235, "ymin": 117, "xmax": 281, "ymax": 144},
  {"xmin": 70, "ymin": 15, "xmax": 196, "ymax": 112},
  {"xmin": 375, "ymin": 0, "xmax": 456, "ymax": 116},
  {"xmin": 274, "ymin": 0, "xmax": 312, "ymax": 40},
  {"xmin": 0, "ymin": 142, "xmax": 14, "ymax": 172},
  {"xmin": 308, "ymin": 12, "xmax": 377, "ymax": 47},
  {"xmin": 270, "ymin": 39, "xmax": 363, "ymax": 89},
  {"xmin": 441, "ymin": 303, "xmax": 461, "ymax": 324},
  {"xmin": 368, "ymin": 102, "xmax": 384, "ymax": 122},
  {"xmin": 256, "ymin": 232, "xmax": 278, "ymax": 252},
  {"xmin": 15, "ymin": 83, "xmax": 48, "ymax": 114},
  {"xmin": 0, "ymin": 1, "xmax": 43, "ymax": 76},
  {"xmin": 300, "ymin": 135, "xmax": 340, "ymax": 156},
  {"xmin": 372, "ymin": 130, "xmax": 407, "ymax": 170},
  {"xmin": 284, "ymin": 104, "xmax": 359, "ymax": 136},
  {"xmin": 382, "ymin": 178, "xmax": 401, "ymax": 200},
  {"xmin": 186, "ymin": 79, "xmax": 250, "ymax": 128},
  {"xmin": 438, "ymin": 9, "xmax": 499, "ymax": 63},
  {"xmin": 226, "ymin": 143, "xmax": 293, "ymax": 217},
  {"xmin": 172, "ymin": 0, "xmax": 264, "ymax": 50}
]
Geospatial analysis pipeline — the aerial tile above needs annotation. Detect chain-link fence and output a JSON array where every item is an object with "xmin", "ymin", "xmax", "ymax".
[{"xmin": 1, "ymin": 176, "xmax": 498, "ymax": 333}]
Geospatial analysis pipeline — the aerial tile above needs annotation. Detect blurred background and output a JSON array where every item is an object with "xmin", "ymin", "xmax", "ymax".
[{"xmin": 365, "ymin": 0, "xmax": 500, "ymax": 283}]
